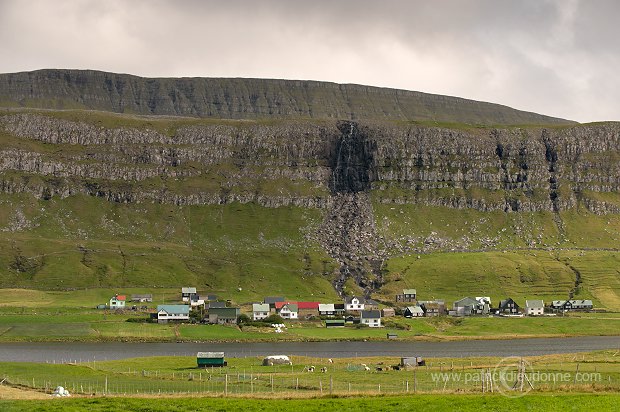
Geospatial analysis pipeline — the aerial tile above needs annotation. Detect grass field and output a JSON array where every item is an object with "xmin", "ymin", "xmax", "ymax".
[
  {"xmin": 0, "ymin": 300, "xmax": 619, "ymax": 342},
  {"xmin": 0, "ymin": 351, "xmax": 618, "ymax": 411},
  {"xmin": 2, "ymin": 394, "xmax": 620, "ymax": 412}
]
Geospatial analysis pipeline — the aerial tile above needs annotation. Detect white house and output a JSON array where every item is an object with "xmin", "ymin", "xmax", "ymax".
[
  {"xmin": 404, "ymin": 305, "xmax": 424, "ymax": 318},
  {"xmin": 109, "ymin": 294, "xmax": 126, "ymax": 310},
  {"xmin": 189, "ymin": 295, "xmax": 205, "ymax": 309},
  {"xmin": 318, "ymin": 303, "xmax": 336, "ymax": 316},
  {"xmin": 525, "ymin": 300, "xmax": 544, "ymax": 316},
  {"xmin": 156, "ymin": 304, "xmax": 190, "ymax": 323},
  {"xmin": 360, "ymin": 310, "xmax": 382, "ymax": 327},
  {"xmin": 277, "ymin": 303, "xmax": 298, "ymax": 319},
  {"xmin": 181, "ymin": 287, "xmax": 197, "ymax": 302},
  {"xmin": 345, "ymin": 296, "xmax": 365, "ymax": 312},
  {"xmin": 252, "ymin": 303, "xmax": 270, "ymax": 320}
]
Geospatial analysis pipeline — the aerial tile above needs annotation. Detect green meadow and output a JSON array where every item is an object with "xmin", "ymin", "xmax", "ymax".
[
  {"xmin": 0, "ymin": 351, "xmax": 619, "ymax": 410},
  {"xmin": 1, "ymin": 394, "xmax": 619, "ymax": 412}
]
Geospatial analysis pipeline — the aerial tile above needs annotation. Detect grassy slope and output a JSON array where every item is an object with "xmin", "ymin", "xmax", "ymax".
[
  {"xmin": 374, "ymin": 202, "xmax": 620, "ymax": 310},
  {"xmin": 0, "ymin": 109, "xmax": 619, "ymax": 313},
  {"xmin": 0, "ymin": 193, "xmax": 338, "ymax": 303}
]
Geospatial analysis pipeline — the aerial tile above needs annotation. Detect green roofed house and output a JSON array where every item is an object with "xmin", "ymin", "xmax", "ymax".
[
  {"xmin": 325, "ymin": 319, "xmax": 345, "ymax": 328},
  {"xmin": 207, "ymin": 307, "xmax": 240, "ymax": 324},
  {"xmin": 197, "ymin": 352, "xmax": 227, "ymax": 367}
]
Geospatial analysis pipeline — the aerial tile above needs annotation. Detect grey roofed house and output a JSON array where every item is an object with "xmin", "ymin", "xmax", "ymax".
[
  {"xmin": 551, "ymin": 300, "xmax": 567, "ymax": 308},
  {"xmin": 568, "ymin": 299, "xmax": 593, "ymax": 310},
  {"xmin": 526, "ymin": 300, "xmax": 544, "ymax": 309},
  {"xmin": 207, "ymin": 307, "xmax": 240, "ymax": 324},
  {"xmin": 131, "ymin": 294, "xmax": 153, "ymax": 302},
  {"xmin": 207, "ymin": 301, "xmax": 227, "ymax": 309},
  {"xmin": 182, "ymin": 287, "xmax": 197, "ymax": 294},
  {"xmin": 205, "ymin": 294, "xmax": 218, "ymax": 301},
  {"xmin": 454, "ymin": 297, "xmax": 478, "ymax": 307},
  {"xmin": 404, "ymin": 306, "xmax": 425, "ymax": 317},
  {"xmin": 253, "ymin": 303, "xmax": 270, "ymax": 312},
  {"xmin": 360, "ymin": 310, "xmax": 381, "ymax": 319},
  {"xmin": 264, "ymin": 296, "xmax": 285, "ymax": 305},
  {"xmin": 453, "ymin": 297, "xmax": 479, "ymax": 316}
]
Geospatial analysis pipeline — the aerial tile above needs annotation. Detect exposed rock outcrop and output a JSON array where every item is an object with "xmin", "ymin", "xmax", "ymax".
[{"xmin": 0, "ymin": 69, "xmax": 574, "ymax": 125}]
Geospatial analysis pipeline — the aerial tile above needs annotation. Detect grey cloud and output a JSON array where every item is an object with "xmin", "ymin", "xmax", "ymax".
[{"xmin": 0, "ymin": 0, "xmax": 619, "ymax": 121}]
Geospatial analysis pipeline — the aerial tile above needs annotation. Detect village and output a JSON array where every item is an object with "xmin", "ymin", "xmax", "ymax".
[{"xmin": 99, "ymin": 287, "xmax": 595, "ymax": 330}]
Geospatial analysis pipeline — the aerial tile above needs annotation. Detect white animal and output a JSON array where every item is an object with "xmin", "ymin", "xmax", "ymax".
[
  {"xmin": 320, "ymin": 367, "xmax": 327, "ymax": 373},
  {"xmin": 328, "ymin": 358, "xmax": 333, "ymax": 364}
]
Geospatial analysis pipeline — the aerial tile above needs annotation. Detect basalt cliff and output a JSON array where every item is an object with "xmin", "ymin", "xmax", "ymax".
[{"xmin": 0, "ymin": 70, "xmax": 618, "ymax": 300}]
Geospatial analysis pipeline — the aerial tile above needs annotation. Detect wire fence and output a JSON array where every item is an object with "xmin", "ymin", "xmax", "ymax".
[{"xmin": 3, "ymin": 360, "xmax": 618, "ymax": 397}]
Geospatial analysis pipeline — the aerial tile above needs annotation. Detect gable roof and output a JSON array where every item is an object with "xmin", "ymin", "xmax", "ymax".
[
  {"xmin": 112, "ymin": 295, "xmax": 126, "ymax": 301},
  {"xmin": 569, "ymin": 299, "xmax": 593, "ymax": 306},
  {"xmin": 525, "ymin": 300, "xmax": 544, "ymax": 308},
  {"xmin": 209, "ymin": 307, "xmax": 239, "ymax": 318},
  {"xmin": 253, "ymin": 303, "xmax": 270, "ymax": 312},
  {"xmin": 182, "ymin": 287, "xmax": 197, "ymax": 294},
  {"xmin": 157, "ymin": 304, "xmax": 190, "ymax": 315},
  {"xmin": 402, "ymin": 289, "xmax": 417, "ymax": 295},
  {"xmin": 131, "ymin": 294, "xmax": 152, "ymax": 299},
  {"xmin": 281, "ymin": 303, "xmax": 298, "ymax": 312},
  {"xmin": 360, "ymin": 310, "xmax": 381, "ymax": 319},
  {"xmin": 499, "ymin": 298, "xmax": 518, "ymax": 307},
  {"xmin": 345, "ymin": 296, "xmax": 366, "ymax": 304},
  {"xmin": 264, "ymin": 296, "xmax": 285, "ymax": 304},
  {"xmin": 318, "ymin": 303, "xmax": 335, "ymax": 312},
  {"xmin": 454, "ymin": 297, "xmax": 477, "ymax": 306},
  {"xmin": 207, "ymin": 301, "xmax": 227, "ymax": 309},
  {"xmin": 406, "ymin": 306, "xmax": 424, "ymax": 314},
  {"xmin": 297, "ymin": 302, "xmax": 320, "ymax": 310}
]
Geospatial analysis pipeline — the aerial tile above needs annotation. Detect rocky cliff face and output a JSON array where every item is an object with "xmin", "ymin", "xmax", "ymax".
[
  {"xmin": 0, "ymin": 69, "xmax": 575, "ymax": 126},
  {"xmin": 1, "ymin": 111, "xmax": 620, "ymax": 295}
]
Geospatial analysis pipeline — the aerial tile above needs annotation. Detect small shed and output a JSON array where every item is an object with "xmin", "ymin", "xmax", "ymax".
[
  {"xmin": 401, "ymin": 356, "xmax": 425, "ymax": 367},
  {"xmin": 197, "ymin": 352, "xmax": 226, "ymax": 367},
  {"xmin": 325, "ymin": 319, "xmax": 345, "ymax": 328}
]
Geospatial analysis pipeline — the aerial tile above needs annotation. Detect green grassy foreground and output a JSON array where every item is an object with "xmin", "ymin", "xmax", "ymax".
[
  {"xmin": 2, "ymin": 394, "xmax": 620, "ymax": 412},
  {"xmin": 1, "ymin": 351, "xmax": 619, "ymax": 410}
]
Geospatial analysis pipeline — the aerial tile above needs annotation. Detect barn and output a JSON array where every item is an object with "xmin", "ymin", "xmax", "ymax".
[{"xmin": 196, "ymin": 352, "xmax": 227, "ymax": 367}]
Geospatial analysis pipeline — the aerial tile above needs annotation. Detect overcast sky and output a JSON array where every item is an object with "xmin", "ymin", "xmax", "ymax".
[{"xmin": 0, "ymin": 0, "xmax": 618, "ymax": 122}]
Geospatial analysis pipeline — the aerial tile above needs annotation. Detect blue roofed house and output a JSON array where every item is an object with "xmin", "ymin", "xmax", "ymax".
[{"xmin": 156, "ymin": 304, "xmax": 190, "ymax": 323}]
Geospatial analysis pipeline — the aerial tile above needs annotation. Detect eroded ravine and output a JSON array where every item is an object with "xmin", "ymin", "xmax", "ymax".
[{"xmin": 317, "ymin": 121, "xmax": 384, "ymax": 297}]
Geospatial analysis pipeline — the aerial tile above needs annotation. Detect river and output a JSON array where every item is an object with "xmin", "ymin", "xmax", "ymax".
[{"xmin": 1, "ymin": 336, "xmax": 619, "ymax": 363}]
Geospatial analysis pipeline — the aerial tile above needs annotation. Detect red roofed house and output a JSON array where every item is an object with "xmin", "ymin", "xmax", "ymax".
[
  {"xmin": 109, "ymin": 294, "xmax": 126, "ymax": 310},
  {"xmin": 275, "ymin": 302, "xmax": 298, "ymax": 319},
  {"xmin": 296, "ymin": 302, "xmax": 320, "ymax": 319}
]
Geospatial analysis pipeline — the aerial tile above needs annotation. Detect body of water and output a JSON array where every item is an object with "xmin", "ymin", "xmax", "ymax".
[{"xmin": 1, "ymin": 336, "xmax": 619, "ymax": 363}]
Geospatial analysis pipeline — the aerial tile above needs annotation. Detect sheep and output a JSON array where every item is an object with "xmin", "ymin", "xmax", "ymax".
[{"xmin": 320, "ymin": 367, "xmax": 327, "ymax": 373}]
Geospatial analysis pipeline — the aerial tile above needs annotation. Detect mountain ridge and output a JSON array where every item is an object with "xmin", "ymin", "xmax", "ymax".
[{"xmin": 0, "ymin": 69, "xmax": 575, "ymax": 125}]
